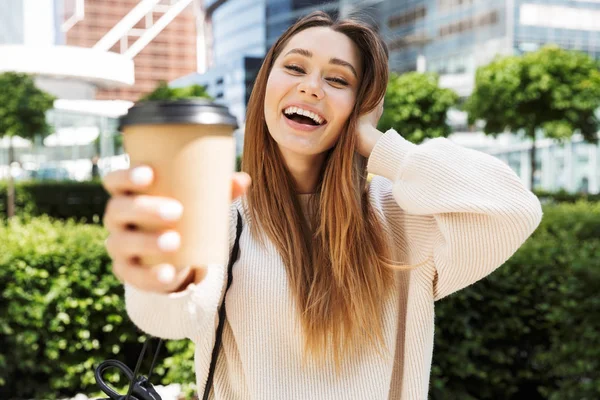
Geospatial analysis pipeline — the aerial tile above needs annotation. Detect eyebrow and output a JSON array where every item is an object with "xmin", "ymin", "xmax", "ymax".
[{"xmin": 284, "ymin": 48, "xmax": 358, "ymax": 79}]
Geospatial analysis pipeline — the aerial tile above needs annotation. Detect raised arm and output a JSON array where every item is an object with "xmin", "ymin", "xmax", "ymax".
[{"xmin": 367, "ymin": 129, "xmax": 543, "ymax": 300}]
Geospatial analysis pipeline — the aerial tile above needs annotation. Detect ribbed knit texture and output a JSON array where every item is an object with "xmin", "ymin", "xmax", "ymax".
[{"xmin": 124, "ymin": 129, "xmax": 543, "ymax": 399}]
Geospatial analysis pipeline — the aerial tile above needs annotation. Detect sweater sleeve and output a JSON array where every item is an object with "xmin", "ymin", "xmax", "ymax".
[
  {"xmin": 122, "ymin": 204, "xmax": 239, "ymax": 342},
  {"xmin": 367, "ymin": 129, "xmax": 543, "ymax": 301}
]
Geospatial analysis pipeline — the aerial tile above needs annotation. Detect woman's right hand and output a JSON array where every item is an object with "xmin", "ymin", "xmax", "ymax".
[{"xmin": 103, "ymin": 166, "xmax": 251, "ymax": 294}]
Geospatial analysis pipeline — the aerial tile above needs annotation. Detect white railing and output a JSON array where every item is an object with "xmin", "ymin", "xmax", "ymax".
[
  {"xmin": 61, "ymin": 0, "xmax": 85, "ymax": 33},
  {"xmin": 94, "ymin": 0, "xmax": 194, "ymax": 59}
]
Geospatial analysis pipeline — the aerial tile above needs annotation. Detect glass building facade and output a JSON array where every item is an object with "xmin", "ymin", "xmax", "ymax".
[
  {"xmin": 513, "ymin": 0, "xmax": 600, "ymax": 59},
  {"xmin": 266, "ymin": 0, "xmax": 339, "ymax": 48},
  {"xmin": 383, "ymin": 0, "xmax": 600, "ymax": 81},
  {"xmin": 210, "ymin": 0, "xmax": 266, "ymax": 66},
  {"xmin": 380, "ymin": 0, "xmax": 509, "ymax": 75},
  {"xmin": 378, "ymin": 0, "xmax": 600, "ymax": 193}
]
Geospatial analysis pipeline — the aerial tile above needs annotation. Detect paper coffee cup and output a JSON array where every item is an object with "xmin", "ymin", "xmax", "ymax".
[{"xmin": 119, "ymin": 99, "xmax": 237, "ymax": 269}]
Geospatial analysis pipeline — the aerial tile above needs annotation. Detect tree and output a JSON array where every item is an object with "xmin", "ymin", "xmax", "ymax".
[
  {"xmin": 379, "ymin": 72, "xmax": 459, "ymax": 144},
  {"xmin": 464, "ymin": 45, "xmax": 600, "ymax": 190},
  {"xmin": 139, "ymin": 81, "xmax": 212, "ymax": 101},
  {"xmin": 0, "ymin": 72, "xmax": 55, "ymax": 218}
]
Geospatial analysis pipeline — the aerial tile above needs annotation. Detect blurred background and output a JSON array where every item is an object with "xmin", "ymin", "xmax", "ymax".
[
  {"xmin": 1, "ymin": 0, "xmax": 599, "ymax": 193},
  {"xmin": 0, "ymin": 1, "xmax": 598, "ymax": 399}
]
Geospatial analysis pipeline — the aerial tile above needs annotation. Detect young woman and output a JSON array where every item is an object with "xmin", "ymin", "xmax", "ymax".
[{"xmin": 103, "ymin": 11, "xmax": 542, "ymax": 400}]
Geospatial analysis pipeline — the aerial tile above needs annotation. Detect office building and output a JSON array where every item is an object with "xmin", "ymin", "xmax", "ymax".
[
  {"xmin": 380, "ymin": 0, "xmax": 600, "ymax": 193},
  {"xmin": 266, "ymin": 0, "xmax": 340, "ymax": 47}
]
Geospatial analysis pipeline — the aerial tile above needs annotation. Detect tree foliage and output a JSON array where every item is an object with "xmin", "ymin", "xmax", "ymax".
[
  {"xmin": 0, "ymin": 72, "xmax": 56, "ymax": 217},
  {"xmin": 464, "ymin": 45, "xmax": 600, "ymax": 188},
  {"xmin": 0, "ymin": 72, "xmax": 56, "ymax": 141},
  {"xmin": 139, "ymin": 81, "xmax": 212, "ymax": 102},
  {"xmin": 379, "ymin": 72, "xmax": 459, "ymax": 144}
]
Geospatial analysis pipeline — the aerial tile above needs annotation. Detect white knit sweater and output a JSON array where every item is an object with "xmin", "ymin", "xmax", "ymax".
[{"xmin": 124, "ymin": 130, "xmax": 543, "ymax": 399}]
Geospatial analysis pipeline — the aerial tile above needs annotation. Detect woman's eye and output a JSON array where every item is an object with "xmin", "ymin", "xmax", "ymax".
[
  {"xmin": 327, "ymin": 77, "xmax": 349, "ymax": 86},
  {"xmin": 284, "ymin": 65, "xmax": 305, "ymax": 73},
  {"xmin": 284, "ymin": 65, "xmax": 348, "ymax": 87}
]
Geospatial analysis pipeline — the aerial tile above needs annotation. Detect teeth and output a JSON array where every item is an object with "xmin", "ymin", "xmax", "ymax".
[{"xmin": 284, "ymin": 106, "xmax": 324, "ymax": 125}]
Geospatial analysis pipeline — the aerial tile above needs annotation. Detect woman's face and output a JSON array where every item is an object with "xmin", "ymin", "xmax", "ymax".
[{"xmin": 264, "ymin": 27, "xmax": 362, "ymax": 159}]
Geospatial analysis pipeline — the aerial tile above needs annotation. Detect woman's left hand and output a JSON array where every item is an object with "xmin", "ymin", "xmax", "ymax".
[{"xmin": 356, "ymin": 99, "xmax": 384, "ymax": 158}]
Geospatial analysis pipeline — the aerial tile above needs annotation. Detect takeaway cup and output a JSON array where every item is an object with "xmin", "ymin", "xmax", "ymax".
[{"xmin": 118, "ymin": 99, "xmax": 238, "ymax": 269}]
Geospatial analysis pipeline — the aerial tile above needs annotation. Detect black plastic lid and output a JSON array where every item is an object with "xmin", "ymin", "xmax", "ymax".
[{"xmin": 119, "ymin": 99, "xmax": 238, "ymax": 130}]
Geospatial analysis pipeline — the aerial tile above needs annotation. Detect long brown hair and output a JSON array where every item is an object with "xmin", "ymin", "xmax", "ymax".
[{"xmin": 242, "ymin": 11, "xmax": 400, "ymax": 367}]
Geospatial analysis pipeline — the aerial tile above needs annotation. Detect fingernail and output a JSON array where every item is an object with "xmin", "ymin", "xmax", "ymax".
[
  {"xmin": 159, "ymin": 202, "xmax": 183, "ymax": 221},
  {"xmin": 130, "ymin": 166, "xmax": 153, "ymax": 186},
  {"xmin": 157, "ymin": 264, "xmax": 175, "ymax": 284},
  {"xmin": 158, "ymin": 231, "xmax": 181, "ymax": 252}
]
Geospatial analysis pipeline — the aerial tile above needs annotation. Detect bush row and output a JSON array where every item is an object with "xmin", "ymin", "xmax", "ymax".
[
  {"xmin": 534, "ymin": 189, "xmax": 600, "ymax": 204},
  {"xmin": 0, "ymin": 202, "xmax": 598, "ymax": 399},
  {"xmin": 431, "ymin": 200, "xmax": 600, "ymax": 400},
  {"xmin": 0, "ymin": 181, "xmax": 109, "ymax": 223},
  {"xmin": 0, "ymin": 155, "xmax": 245, "ymax": 223},
  {"xmin": 0, "ymin": 179, "xmax": 596, "ymax": 222}
]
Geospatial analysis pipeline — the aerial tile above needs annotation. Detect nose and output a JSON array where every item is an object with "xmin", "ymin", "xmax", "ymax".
[{"xmin": 297, "ymin": 74, "xmax": 324, "ymax": 100}]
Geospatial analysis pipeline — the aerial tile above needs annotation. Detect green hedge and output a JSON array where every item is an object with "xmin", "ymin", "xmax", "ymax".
[
  {"xmin": 0, "ymin": 202, "xmax": 598, "ymax": 399},
  {"xmin": 0, "ymin": 217, "xmax": 194, "ymax": 399},
  {"xmin": 0, "ymin": 179, "xmax": 595, "ymax": 223},
  {"xmin": 431, "ymin": 200, "xmax": 600, "ymax": 400},
  {"xmin": 0, "ymin": 181, "xmax": 109, "ymax": 223},
  {"xmin": 0, "ymin": 159, "xmax": 248, "ymax": 222},
  {"xmin": 534, "ymin": 189, "xmax": 600, "ymax": 204}
]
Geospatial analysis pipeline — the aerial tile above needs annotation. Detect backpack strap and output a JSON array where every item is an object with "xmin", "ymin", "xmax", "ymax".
[{"xmin": 202, "ymin": 210, "xmax": 243, "ymax": 400}]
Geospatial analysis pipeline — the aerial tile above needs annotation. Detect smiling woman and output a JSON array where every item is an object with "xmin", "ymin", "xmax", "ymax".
[
  {"xmin": 264, "ymin": 27, "xmax": 362, "ymax": 164},
  {"xmin": 243, "ymin": 15, "xmax": 396, "ymax": 371},
  {"xmin": 105, "ymin": 10, "xmax": 544, "ymax": 400}
]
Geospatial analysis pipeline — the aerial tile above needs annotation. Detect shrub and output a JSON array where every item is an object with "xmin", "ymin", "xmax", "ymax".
[
  {"xmin": 534, "ymin": 189, "xmax": 600, "ymax": 204},
  {"xmin": 0, "ymin": 181, "xmax": 109, "ymax": 222},
  {"xmin": 430, "ymin": 201, "xmax": 600, "ymax": 399},
  {"xmin": 1, "ymin": 179, "xmax": 593, "ymax": 223},
  {"xmin": 0, "ymin": 217, "xmax": 192, "ymax": 399},
  {"xmin": 1, "ymin": 201, "xmax": 598, "ymax": 399}
]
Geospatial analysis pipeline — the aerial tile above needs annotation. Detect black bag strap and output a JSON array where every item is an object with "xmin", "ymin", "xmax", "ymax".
[{"xmin": 202, "ymin": 210, "xmax": 243, "ymax": 400}]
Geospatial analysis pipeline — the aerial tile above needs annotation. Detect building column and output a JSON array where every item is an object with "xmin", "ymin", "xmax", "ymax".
[
  {"xmin": 417, "ymin": 54, "xmax": 427, "ymax": 73},
  {"xmin": 521, "ymin": 148, "xmax": 531, "ymax": 190},
  {"xmin": 589, "ymin": 143, "xmax": 599, "ymax": 194},
  {"xmin": 564, "ymin": 140, "xmax": 575, "ymax": 192},
  {"xmin": 99, "ymin": 116, "xmax": 114, "ymax": 159},
  {"xmin": 541, "ymin": 145, "xmax": 554, "ymax": 191}
]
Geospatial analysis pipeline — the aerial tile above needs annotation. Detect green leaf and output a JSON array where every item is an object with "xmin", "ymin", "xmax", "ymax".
[{"xmin": 379, "ymin": 72, "xmax": 459, "ymax": 144}]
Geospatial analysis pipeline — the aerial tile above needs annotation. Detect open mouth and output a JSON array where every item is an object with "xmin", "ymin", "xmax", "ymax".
[{"xmin": 283, "ymin": 106, "xmax": 327, "ymax": 127}]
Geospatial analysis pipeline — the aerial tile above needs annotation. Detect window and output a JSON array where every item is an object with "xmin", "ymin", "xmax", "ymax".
[
  {"xmin": 292, "ymin": 0, "xmax": 330, "ymax": 10},
  {"xmin": 388, "ymin": 6, "xmax": 427, "ymax": 29},
  {"xmin": 438, "ymin": 0, "xmax": 475, "ymax": 10},
  {"xmin": 388, "ymin": 32, "xmax": 428, "ymax": 51},
  {"xmin": 439, "ymin": 10, "xmax": 499, "ymax": 38}
]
